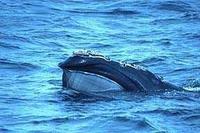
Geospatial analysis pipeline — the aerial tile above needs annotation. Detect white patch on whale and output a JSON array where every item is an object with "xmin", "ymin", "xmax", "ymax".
[{"xmin": 63, "ymin": 70, "xmax": 123, "ymax": 93}]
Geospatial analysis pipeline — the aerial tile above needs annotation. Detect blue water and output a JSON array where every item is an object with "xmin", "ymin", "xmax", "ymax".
[{"xmin": 0, "ymin": 0, "xmax": 200, "ymax": 132}]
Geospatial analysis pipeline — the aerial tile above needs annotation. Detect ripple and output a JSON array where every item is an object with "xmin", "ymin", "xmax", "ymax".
[
  {"xmin": 151, "ymin": 18, "xmax": 180, "ymax": 25},
  {"xmin": 161, "ymin": 92, "xmax": 199, "ymax": 102},
  {"xmin": 156, "ymin": 1, "xmax": 193, "ymax": 12},
  {"xmin": 67, "ymin": 8, "xmax": 140, "ymax": 16},
  {"xmin": 183, "ymin": 79, "xmax": 200, "ymax": 92},
  {"xmin": 89, "ymin": 43, "xmax": 114, "ymax": 49},
  {"xmin": 8, "ymin": 115, "xmax": 91, "ymax": 126},
  {"xmin": 139, "ymin": 108, "xmax": 192, "ymax": 116},
  {"xmin": 113, "ymin": 115, "xmax": 163, "ymax": 132},
  {"xmin": 106, "ymin": 8, "xmax": 140, "ymax": 15},
  {"xmin": 171, "ymin": 67, "xmax": 200, "ymax": 74},
  {"xmin": 48, "ymin": 79, "xmax": 60, "ymax": 86},
  {"xmin": 0, "ymin": 42, "xmax": 20, "ymax": 49},
  {"xmin": 0, "ymin": 32, "xmax": 31, "ymax": 43},
  {"xmin": 31, "ymin": 117, "xmax": 70, "ymax": 125},
  {"xmin": 141, "ymin": 57, "xmax": 166, "ymax": 65},
  {"xmin": 182, "ymin": 114, "xmax": 200, "ymax": 121},
  {"xmin": 159, "ymin": 39, "xmax": 174, "ymax": 46},
  {"xmin": 0, "ymin": 59, "xmax": 40, "ymax": 71},
  {"xmin": 182, "ymin": 11, "xmax": 200, "ymax": 20},
  {"xmin": 183, "ymin": 33, "xmax": 200, "ymax": 40},
  {"xmin": 0, "ymin": 128, "xmax": 12, "ymax": 132},
  {"xmin": 3, "ymin": 117, "xmax": 70, "ymax": 126}
]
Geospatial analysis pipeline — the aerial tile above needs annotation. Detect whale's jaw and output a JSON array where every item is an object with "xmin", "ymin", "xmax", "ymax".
[{"xmin": 62, "ymin": 70, "xmax": 123, "ymax": 94}]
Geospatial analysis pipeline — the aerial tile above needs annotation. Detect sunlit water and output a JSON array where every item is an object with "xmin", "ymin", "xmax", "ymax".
[{"xmin": 0, "ymin": 0, "xmax": 200, "ymax": 132}]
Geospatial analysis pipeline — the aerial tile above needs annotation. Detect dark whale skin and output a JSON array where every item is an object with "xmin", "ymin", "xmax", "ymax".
[{"xmin": 59, "ymin": 52, "xmax": 181, "ymax": 93}]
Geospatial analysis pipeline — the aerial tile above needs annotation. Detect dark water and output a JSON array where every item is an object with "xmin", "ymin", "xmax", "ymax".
[{"xmin": 0, "ymin": 0, "xmax": 200, "ymax": 132}]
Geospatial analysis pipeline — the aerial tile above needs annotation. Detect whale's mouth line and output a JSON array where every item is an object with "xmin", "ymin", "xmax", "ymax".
[{"xmin": 64, "ymin": 69, "xmax": 115, "ymax": 81}]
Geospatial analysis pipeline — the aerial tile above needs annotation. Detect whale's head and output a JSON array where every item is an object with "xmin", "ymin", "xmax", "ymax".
[
  {"xmin": 58, "ymin": 51, "xmax": 180, "ymax": 92},
  {"xmin": 58, "ymin": 51, "xmax": 109, "ymax": 70},
  {"xmin": 58, "ymin": 51, "xmax": 148, "ymax": 92}
]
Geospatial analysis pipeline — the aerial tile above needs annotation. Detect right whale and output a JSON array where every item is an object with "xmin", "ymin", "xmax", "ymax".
[{"xmin": 59, "ymin": 51, "xmax": 182, "ymax": 94}]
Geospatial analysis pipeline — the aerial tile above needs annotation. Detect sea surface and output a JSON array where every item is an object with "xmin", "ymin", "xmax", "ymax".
[{"xmin": 0, "ymin": 0, "xmax": 200, "ymax": 132}]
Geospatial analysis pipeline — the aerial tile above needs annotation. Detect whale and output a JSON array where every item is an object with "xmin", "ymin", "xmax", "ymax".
[{"xmin": 59, "ymin": 51, "xmax": 181, "ymax": 94}]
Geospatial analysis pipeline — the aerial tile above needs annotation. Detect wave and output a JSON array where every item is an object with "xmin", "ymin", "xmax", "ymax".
[
  {"xmin": 151, "ymin": 18, "xmax": 180, "ymax": 25},
  {"xmin": 140, "ymin": 57, "xmax": 167, "ymax": 66},
  {"xmin": 0, "ymin": 32, "xmax": 31, "ymax": 44},
  {"xmin": 89, "ymin": 43, "xmax": 114, "ymax": 49},
  {"xmin": 183, "ymin": 33, "xmax": 200, "ymax": 40},
  {"xmin": 4, "ymin": 117, "xmax": 71, "ymax": 126},
  {"xmin": 172, "ymin": 67, "xmax": 200, "ymax": 73},
  {"xmin": 137, "ymin": 108, "xmax": 191, "ymax": 116},
  {"xmin": 183, "ymin": 79, "xmax": 200, "ymax": 92},
  {"xmin": 0, "ymin": 42, "xmax": 20, "ymax": 49},
  {"xmin": 106, "ymin": 8, "xmax": 140, "ymax": 15},
  {"xmin": 6, "ymin": 114, "xmax": 91, "ymax": 126},
  {"xmin": 182, "ymin": 114, "xmax": 200, "ymax": 121},
  {"xmin": 184, "ymin": 87, "xmax": 200, "ymax": 92},
  {"xmin": 67, "ymin": 8, "xmax": 139, "ymax": 15},
  {"xmin": 31, "ymin": 117, "xmax": 70, "ymax": 124},
  {"xmin": 182, "ymin": 11, "xmax": 200, "ymax": 20},
  {"xmin": 156, "ymin": 1, "xmax": 194, "ymax": 12},
  {"xmin": 0, "ymin": 128, "xmax": 12, "ymax": 132},
  {"xmin": 0, "ymin": 59, "xmax": 40, "ymax": 71},
  {"xmin": 113, "ymin": 115, "xmax": 165, "ymax": 132}
]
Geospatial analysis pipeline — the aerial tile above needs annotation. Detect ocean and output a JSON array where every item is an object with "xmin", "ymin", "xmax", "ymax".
[{"xmin": 0, "ymin": 0, "xmax": 200, "ymax": 132}]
